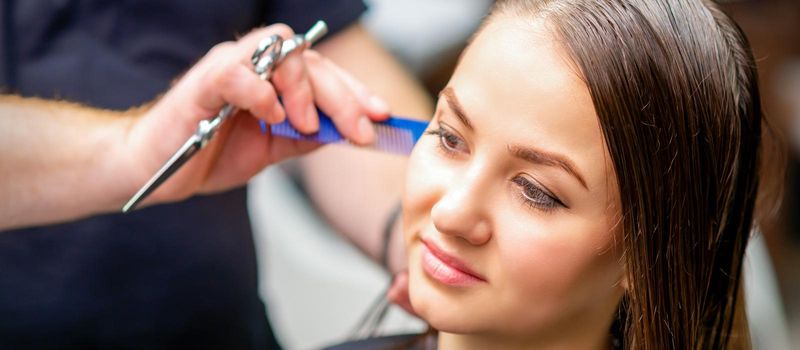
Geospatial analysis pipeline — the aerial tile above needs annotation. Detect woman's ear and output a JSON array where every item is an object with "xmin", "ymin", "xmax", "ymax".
[
  {"xmin": 613, "ymin": 239, "xmax": 628, "ymax": 292},
  {"xmin": 616, "ymin": 245, "xmax": 629, "ymax": 291},
  {"xmin": 611, "ymin": 228, "xmax": 628, "ymax": 292},
  {"xmin": 619, "ymin": 269, "xmax": 629, "ymax": 291}
]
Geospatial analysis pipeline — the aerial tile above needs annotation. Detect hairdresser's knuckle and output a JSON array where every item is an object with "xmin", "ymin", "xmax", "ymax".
[
  {"xmin": 260, "ymin": 83, "xmax": 278, "ymax": 103},
  {"xmin": 207, "ymin": 41, "xmax": 236, "ymax": 57},
  {"xmin": 253, "ymin": 87, "xmax": 275, "ymax": 113},
  {"xmin": 288, "ymin": 80, "xmax": 313, "ymax": 103},
  {"xmin": 265, "ymin": 23, "xmax": 294, "ymax": 40},
  {"xmin": 274, "ymin": 60, "xmax": 306, "ymax": 88},
  {"xmin": 336, "ymin": 96, "xmax": 361, "ymax": 121},
  {"xmin": 206, "ymin": 63, "xmax": 238, "ymax": 91},
  {"xmin": 350, "ymin": 79, "xmax": 373, "ymax": 99},
  {"xmin": 302, "ymin": 50, "xmax": 323, "ymax": 66}
]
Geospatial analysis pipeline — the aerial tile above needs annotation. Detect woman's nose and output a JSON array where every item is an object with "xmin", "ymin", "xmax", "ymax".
[{"xmin": 430, "ymin": 171, "xmax": 492, "ymax": 246}]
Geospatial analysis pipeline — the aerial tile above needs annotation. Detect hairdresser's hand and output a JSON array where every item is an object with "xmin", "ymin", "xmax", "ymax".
[
  {"xmin": 124, "ymin": 23, "xmax": 390, "ymax": 207},
  {"xmin": 387, "ymin": 270, "xmax": 418, "ymax": 317}
]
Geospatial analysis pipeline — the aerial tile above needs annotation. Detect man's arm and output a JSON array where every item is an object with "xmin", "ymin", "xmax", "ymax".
[
  {"xmin": 0, "ymin": 97, "xmax": 138, "ymax": 229},
  {"xmin": 0, "ymin": 23, "xmax": 392, "ymax": 231},
  {"xmin": 299, "ymin": 23, "xmax": 433, "ymax": 274}
]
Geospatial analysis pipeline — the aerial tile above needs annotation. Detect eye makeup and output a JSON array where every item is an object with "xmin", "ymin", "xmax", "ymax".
[
  {"xmin": 511, "ymin": 175, "xmax": 566, "ymax": 212},
  {"xmin": 426, "ymin": 124, "xmax": 468, "ymax": 155},
  {"xmin": 423, "ymin": 116, "xmax": 567, "ymax": 213}
]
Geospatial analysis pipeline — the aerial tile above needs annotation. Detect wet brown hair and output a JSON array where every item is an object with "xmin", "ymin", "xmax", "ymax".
[{"xmin": 492, "ymin": 0, "xmax": 763, "ymax": 348}]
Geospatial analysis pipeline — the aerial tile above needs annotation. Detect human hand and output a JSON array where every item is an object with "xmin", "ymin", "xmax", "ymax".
[
  {"xmin": 387, "ymin": 270, "xmax": 418, "ymax": 317},
  {"xmin": 122, "ymin": 23, "xmax": 390, "ymax": 207}
]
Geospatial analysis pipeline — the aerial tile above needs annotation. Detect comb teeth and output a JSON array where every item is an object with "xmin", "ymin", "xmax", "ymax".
[
  {"xmin": 265, "ymin": 109, "xmax": 428, "ymax": 155},
  {"xmin": 372, "ymin": 123, "xmax": 415, "ymax": 154}
]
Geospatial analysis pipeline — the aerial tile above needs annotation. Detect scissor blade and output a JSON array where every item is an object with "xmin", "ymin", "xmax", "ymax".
[{"xmin": 121, "ymin": 135, "xmax": 203, "ymax": 213}]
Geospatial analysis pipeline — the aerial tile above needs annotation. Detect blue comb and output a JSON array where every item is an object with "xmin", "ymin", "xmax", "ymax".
[{"xmin": 261, "ymin": 108, "xmax": 428, "ymax": 155}]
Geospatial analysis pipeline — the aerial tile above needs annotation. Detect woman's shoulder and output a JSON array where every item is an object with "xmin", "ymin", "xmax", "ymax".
[{"xmin": 323, "ymin": 333, "xmax": 435, "ymax": 350}]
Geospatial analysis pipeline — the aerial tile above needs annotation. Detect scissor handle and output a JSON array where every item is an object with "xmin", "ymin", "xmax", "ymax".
[
  {"xmin": 198, "ymin": 34, "xmax": 284, "ymax": 147},
  {"xmin": 252, "ymin": 34, "xmax": 284, "ymax": 80},
  {"xmin": 122, "ymin": 21, "xmax": 329, "ymax": 213},
  {"xmin": 199, "ymin": 20, "xmax": 329, "ymax": 146}
]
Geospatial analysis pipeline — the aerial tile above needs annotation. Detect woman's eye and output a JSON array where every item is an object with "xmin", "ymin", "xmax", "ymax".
[
  {"xmin": 425, "ymin": 126, "xmax": 468, "ymax": 154},
  {"xmin": 511, "ymin": 176, "xmax": 563, "ymax": 212},
  {"xmin": 440, "ymin": 132, "xmax": 462, "ymax": 151}
]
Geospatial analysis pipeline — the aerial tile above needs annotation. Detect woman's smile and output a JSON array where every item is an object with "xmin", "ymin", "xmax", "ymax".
[{"xmin": 420, "ymin": 238, "xmax": 487, "ymax": 287}]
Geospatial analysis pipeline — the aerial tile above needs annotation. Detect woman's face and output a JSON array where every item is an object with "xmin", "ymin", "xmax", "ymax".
[{"xmin": 403, "ymin": 16, "xmax": 626, "ymax": 341}]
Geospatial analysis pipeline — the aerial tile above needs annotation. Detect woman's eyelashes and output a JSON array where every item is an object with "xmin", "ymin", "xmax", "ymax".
[
  {"xmin": 511, "ymin": 176, "xmax": 565, "ymax": 212},
  {"xmin": 426, "ymin": 125, "xmax": 468, "ymax": 155},
  {"xmin": 425, "ymin": 124, "xmax": 566, "ymax": 213}
]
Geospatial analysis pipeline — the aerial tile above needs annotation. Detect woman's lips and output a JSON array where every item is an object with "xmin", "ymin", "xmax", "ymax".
[{"xmin": 421, "ymin": 239, "xmax": 486, "ymax": 287}]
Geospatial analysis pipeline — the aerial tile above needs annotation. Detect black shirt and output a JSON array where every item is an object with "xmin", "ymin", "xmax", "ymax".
[{"xmin": 0, "ymin": 0, "xmax": 365, "ymax": 348}]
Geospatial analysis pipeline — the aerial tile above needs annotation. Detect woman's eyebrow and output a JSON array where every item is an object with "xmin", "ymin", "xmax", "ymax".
[
  {"xmin": 508, "ymin": 145, "xmax": 589, "ymax": 190},
  {"xmin": 439, "ymin": 86, "xmax": 588, "ymax": 191},
  {"xmin": 440, "ymin": 87, "xmax": 473, "ymax": 130}
]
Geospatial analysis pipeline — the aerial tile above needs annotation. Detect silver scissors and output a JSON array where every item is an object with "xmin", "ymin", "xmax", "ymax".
[{"xmin": 122, "ymin": 20, "xmax": 329, "ymax": 213}]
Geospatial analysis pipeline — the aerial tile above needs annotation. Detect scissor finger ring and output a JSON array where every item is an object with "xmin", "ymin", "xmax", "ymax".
[{"xmin": 252, "ymin": 34, "xmax": 283, "ymax": 80}]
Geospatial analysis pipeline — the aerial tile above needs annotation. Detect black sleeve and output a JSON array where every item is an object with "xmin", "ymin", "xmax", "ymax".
[{"xmin": 263, "ymin": 0, "xmax": 368, "ymax": 40}]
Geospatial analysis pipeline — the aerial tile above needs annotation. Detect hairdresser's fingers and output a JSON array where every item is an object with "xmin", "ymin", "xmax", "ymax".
[
  {"xmin": 303, "ymin": 50, "xmax": 375, "ymax": 145},
  {"xmin": 234, "ymin": 24, "xmax": 321, "ymax": 133},
  {"xmin": 322, "ymin": 53, "xmax": 390, "ymax": 121},
  {"xmin": 192, "ymin": 23, "xmax": 297, "ymax": 123},
  {"xmin": 387, "ymin": 271, "xmax": 418, "ymax": 317},
  {"xmin": 271, "ymin": 48, "xmax": 319, "ymax": 134},
  {"xmin": 194, "ymin": 43, "xmax": 285, "ymax": 124},
  {"xmin": 233, "ymin": 23, "xmax": 295, "ymax": 66}
]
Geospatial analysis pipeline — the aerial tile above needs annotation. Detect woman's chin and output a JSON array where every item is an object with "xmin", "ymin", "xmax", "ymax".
[{"xmin": 409, "ymin": 280, "xmax": 483, "ymax": 334}]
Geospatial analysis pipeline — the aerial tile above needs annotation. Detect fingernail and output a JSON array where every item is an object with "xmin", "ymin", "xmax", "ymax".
[
  {"xmin": 358, "ymin": 116, "xmax": 375, "ymax": 144},
  {"xmin": 305, "ymin": 105, "xmax": 319, "ymax": 132},
  {"xmin": 369, "ymin": 95, "xmax": 390, "ymax": 114}
]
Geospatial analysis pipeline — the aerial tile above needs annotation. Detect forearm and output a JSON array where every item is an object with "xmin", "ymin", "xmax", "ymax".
[
  {"xmin": 300, "ymin": 24, "xmax": 432, "ymax": 272},
  {"xmin": 0, "ymin": 95, "xmax": 137, "ymax": 230},
  {"xmin": 0, "ymin": 24, "xmax": 398, "ymax": 232}
]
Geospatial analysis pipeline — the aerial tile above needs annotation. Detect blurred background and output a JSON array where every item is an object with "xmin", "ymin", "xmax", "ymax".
[
  {"xmin": 247, "ymin": 0, "xmax": 800, "ymax": 349},
  {"xmin": 722, "ymin": 1, "xmax": 800, "ymax": 349}
]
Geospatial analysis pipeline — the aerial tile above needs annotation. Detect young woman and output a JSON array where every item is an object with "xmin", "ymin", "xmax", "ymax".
[{"xmin": 330, "ymin": 0, "xmax": 767, "ymax": 348}]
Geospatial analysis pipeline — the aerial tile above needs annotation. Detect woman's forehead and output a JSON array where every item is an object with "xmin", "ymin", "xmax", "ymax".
[
  {"xmin": 445, "ymin": 16, "xmax": 614, "ymax": 195},
  {"xmin": 452, "ymin": 17, "xmax": 585, "ymax": 116}
]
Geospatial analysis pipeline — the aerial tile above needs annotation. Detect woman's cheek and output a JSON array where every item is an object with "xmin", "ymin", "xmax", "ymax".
[
  {"xmin": 404, "ymin": 144, "xmax": 446, "ymax": 210},
  {"xmin": 403, "ymin": 143, "xmax": 438, "ymax": 240}
]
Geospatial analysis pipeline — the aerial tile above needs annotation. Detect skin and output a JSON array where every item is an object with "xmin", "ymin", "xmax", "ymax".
[
  {"xmin": 300, "ymin": 24, "xmax": 432, "ymax": 275},
  {"xmin": 0, "ymin": 23, "xmax": 432, "ymax": 240},
  {"xmin": 403, "ymin": 16, "xmax": 627, "ymax": 350}
]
